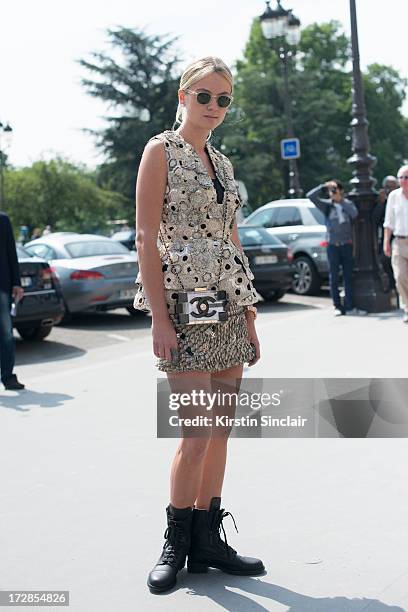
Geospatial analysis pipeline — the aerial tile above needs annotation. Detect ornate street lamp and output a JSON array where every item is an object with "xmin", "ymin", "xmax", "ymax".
[
  {"xmin": 259, "ymin": 1, "xmax": 302, "ymax": 198},
  {"xmin": 347, "ymin": 0, "xmax": 395, "ymax": 312},
  {"xmin": 0, "ymin": 121, "xmax": 13, "ymax": 209}
]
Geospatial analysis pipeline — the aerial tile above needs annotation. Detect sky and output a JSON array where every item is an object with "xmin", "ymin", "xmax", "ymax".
[{"xmin": 2, "ymin": 0, "xmax": 407, "ymax": 169}]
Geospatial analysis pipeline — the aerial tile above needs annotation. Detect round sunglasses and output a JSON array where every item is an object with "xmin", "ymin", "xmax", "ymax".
[{"xmin": 185, "ymin": 89, "xmax": 233, "ymax": 108}]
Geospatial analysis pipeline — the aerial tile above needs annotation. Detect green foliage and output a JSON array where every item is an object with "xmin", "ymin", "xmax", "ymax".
[
  {"xmin": 218, "ymin": 20, "xmax": 408, "ymax": 206},
  {"xmin": 79, "ymin": 27, "xmax": 182, "ymax": 200},
  {"xmin": 78, "ymin": 22, "xmax": 408, "ymax": 209},
  {"xmin": 3, "ymin": 158, "xmax": 128, "ymax": 235},
  {"xmin": 363, "ymin": 64, "xmax": 408, "ymax": 179}
]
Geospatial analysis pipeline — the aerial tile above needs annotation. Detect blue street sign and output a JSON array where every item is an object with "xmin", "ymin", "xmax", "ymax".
[{"xmin": 281, "ymin": 138, "xmax": 300, "ymax": 160}]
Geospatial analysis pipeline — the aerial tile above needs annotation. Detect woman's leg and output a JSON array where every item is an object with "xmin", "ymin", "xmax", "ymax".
[
  {"xmin": 187, "ymin": 362, "xmax": 265, "ymax": 576},
  {"xmin": 167, "ymin": 370, "xmax": 213, "ymax": 509},
  {"xmin": 195, "ymin": 363, "xmax": 244, "ymax": 510}
]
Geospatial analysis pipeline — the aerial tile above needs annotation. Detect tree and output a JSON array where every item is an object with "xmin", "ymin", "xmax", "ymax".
[
  {"xmin": 219, "ymin": 20, "xmax": 408, "ymax": 207},
  {"xmin": 4, "ymin": 158, "xmax": 127, "ymax": 235},
  {"xmin": 218, "ymin": 20, "xmax": 353, "ymax": 207},
  {"xmin": 78, "ymin": 23, "xmax": 408, "ymax": 210},
  {"xmin": 363, "ymin": 64, "xmax": 408, "ymax": 180},
  {"xmin": 79, "ymin": 28, "xmax": 182, "ymax": 200}
]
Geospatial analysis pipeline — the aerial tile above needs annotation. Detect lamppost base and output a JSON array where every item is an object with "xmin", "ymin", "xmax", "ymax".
[{"xmin": 353, "ymin": 273, "xmax": 398, "ymax": 313}]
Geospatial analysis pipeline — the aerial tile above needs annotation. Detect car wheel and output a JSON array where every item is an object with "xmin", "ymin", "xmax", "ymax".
[
  {"xmin": 292, "ymin": 256, "xmax": 321, "ymax": 295},
  {"xmin": 259, "ymin": 289, "xmax": 285, "ymax": 302},
  {"xmin": 16, "ymin": 324, "xmax": 53, "ymax": 341}
]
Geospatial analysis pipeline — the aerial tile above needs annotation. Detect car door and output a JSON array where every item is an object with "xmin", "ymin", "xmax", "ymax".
[
  {"xmin": 268, "ymin": 206, "xmax": 303, "ymax": 246},
  {"xmin": 245, "ymin": 208, "xmax": 278, "ymax": 230}
]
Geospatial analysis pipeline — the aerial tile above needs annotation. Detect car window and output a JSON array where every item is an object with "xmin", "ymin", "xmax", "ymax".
[
  {"xmin": 274, "ymin": 206, "xmax": 303, "ymax": 227},
  {"xmin": 111, "ymin": 231, "xmax": 135, "ymax": 241},
  {"xmin": 238, "ymin": 227, "xmax": 283, "ymax": 246},
  {"xmin": 25, "ymin": 244, "xmax": 55, "ymax": 260},
  {"xmin": 17, "ymin": 246, "xmax": 33, "ymax": 258},
  {"xmin": 65, "ymin": 240, "xmax": 130, "ymax": 258},
  {"xmin": 247, "ymin": 208, "xmax": 276, "ymax": 228},
  {"xmin": 308, "ymin": 207, "xmax": 326, "ymax": 225}
]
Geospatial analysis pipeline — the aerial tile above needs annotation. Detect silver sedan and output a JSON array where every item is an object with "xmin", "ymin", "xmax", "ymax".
[{"xmin": 24, "ymin": 232, "xmax": 139, "ymax": 317}]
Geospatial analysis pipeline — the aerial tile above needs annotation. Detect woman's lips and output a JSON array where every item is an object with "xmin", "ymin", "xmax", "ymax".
[{"xmin": 204, "ymin": 115, "xmax": 218, "ymax": 119}]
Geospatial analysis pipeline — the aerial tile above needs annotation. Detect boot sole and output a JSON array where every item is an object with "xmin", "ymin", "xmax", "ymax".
[
  {"xmin": 188, "ymin": 562, "xmax": 265, "ymax": 576},
  {"xmin": 147, "ymin": 579, "xmax": 176, "ymax": 593}
]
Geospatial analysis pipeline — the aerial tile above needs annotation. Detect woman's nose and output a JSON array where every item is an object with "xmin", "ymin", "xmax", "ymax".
[{"xmin": 206, "ymin": 98, "xmax": 216, "ymax": 110}]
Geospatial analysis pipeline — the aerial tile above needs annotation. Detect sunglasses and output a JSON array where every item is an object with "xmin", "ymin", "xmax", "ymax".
[
  {"xmin": 330, "ymin": 188, "xmax": 338, "ymax": 194},
  {"xmin": 398, "ymin": 175, "xmax": 408, "ymax": 180},
  {"xmin": 185, "ymin": 89, "xmax": 233, "ymax": 108}
]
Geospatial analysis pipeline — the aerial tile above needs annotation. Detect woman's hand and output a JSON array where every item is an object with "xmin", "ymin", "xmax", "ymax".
[
  {"xmin": 246, "ymin": 314, "xmax": 260, "ymax": 366},
  {"xmin": 152, "ymin": 316, "xmax": 179, "ymax": 362}
]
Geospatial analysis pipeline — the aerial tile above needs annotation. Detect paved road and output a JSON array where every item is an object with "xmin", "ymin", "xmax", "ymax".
[{"xmin": 1, "ymin": 292, "xmax": 407, "ymax": 612}]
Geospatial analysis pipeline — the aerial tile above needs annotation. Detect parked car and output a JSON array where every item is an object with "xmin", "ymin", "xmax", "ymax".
[
  {"xmin": 24, "ymin": 233, "xmax": 139, "ymax": 317},
  {"xmin": 111, "ymin": 229, "xmax": 136, "ymax": 251},
  {"xmin": 238, "ymin": 225, "xmax": 295, "ymax": 301},
  {"xmin": 13, "ymin": 246, "xmax": 65, "ymax": 340},
  {"xmin": 243, "ymin": 199, "xmax": 329, "ymax": 295}
]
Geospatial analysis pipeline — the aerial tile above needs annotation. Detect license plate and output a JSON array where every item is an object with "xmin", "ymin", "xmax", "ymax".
[
  {"xmin": 119, "ymin": 288, "xmax": 136, "ymax": 299},
  {"xmin": 21, "ymin": 277, "xmax": 33, "ymax": 287},
  {"xmin": 254, "ymin": 255, "xmax": 278, "ymax": 265}
]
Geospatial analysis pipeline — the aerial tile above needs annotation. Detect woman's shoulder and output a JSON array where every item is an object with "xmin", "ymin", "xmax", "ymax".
[{"xmin": 147, "ymin": 130, "xmax": 180, "ymax": 148}]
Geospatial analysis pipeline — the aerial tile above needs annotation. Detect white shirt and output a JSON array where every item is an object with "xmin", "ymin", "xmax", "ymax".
[{"xmin": 383, "ymin": 188, "xmax": 408, "ymax": 236}]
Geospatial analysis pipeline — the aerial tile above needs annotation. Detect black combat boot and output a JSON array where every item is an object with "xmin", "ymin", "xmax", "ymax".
[
  {"xmin": 147, "ymin": 504, "xmax": 193, "ymax": 593},
  {"xmin": 187, "ymin": 496, "xmax": 265, "ymax": 575}
]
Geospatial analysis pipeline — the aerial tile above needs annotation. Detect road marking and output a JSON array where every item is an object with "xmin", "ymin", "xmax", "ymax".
[{"xmin": 106, "ymin": 333, "xmax": 131, "ymax": 342}]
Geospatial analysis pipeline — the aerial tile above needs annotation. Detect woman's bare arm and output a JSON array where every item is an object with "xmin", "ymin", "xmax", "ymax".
[
  {"xmin": 135, "ymin": 139, "xmax": 178, "ymax": 361},
  {"xmin": 230, "ymin": 218, "xmax": 243, "ymax": 253}
]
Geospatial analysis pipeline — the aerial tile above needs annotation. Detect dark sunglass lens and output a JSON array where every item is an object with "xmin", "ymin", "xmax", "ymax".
[
  {"xmin": 196, "ymin": 92, "xmax": 211, "ymax": 104},
  {"xmin": 217, "ymin": 95, "xmax": 231, "ymax": 108}
]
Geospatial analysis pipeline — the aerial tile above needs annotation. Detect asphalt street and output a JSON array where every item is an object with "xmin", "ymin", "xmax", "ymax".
[{"xmin": 1, "ymin": 291, "xmax": 407, "ymax": 612}]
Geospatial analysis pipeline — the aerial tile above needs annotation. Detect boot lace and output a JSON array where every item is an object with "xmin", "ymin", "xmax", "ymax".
[
  {"xmin": 211, "ymin": 509, "xmax": 239, "ymax": 558},
  {"xmin": 160, "ymin": 519, "xmax": 188, "ymax": 566}
]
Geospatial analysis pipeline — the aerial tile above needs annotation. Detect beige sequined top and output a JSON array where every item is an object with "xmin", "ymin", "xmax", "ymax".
[{"xmin": 133, "ymin": 130, "xmax": 259, "ymax": 313}]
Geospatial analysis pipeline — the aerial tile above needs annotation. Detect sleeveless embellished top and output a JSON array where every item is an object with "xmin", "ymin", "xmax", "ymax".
[{"xmin": 133, "ymin": 130, "xmax": 259, "ymax": 313}]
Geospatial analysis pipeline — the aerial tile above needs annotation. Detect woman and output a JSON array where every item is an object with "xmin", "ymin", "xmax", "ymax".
[{"xmin": 134, "ymin": 56, "xmax": 265, "ymax": 593}]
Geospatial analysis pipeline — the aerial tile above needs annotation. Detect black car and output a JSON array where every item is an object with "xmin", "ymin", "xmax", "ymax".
[
  {"xmin": 13, "ymin": 246, "xmax": 65, "ymax": 340},
  {"xmin": 238, "ymin": 225, "xmax": 295, "ymax": 301}
]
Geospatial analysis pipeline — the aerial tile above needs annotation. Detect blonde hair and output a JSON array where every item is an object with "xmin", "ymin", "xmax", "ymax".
[{"xmin": 174, "ymin": 56, "xmax": 233, "ymax": 127}]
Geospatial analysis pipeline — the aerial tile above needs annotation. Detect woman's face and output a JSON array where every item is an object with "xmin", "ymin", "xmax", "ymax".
[{"xmin": 178, "ymin": 72, "xmax": 232, "ymax": 132}]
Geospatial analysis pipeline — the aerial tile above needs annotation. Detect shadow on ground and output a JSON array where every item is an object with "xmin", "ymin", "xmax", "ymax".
[
  {"xmin": 174, "ymin": 571, "xmax": 405, "ymax": 611},
  {"xmin": 59, "ymin": 308, "xmax": 151, "ymax": 332},
  {"xmin": 14, "ymin": 339, "xmax": 86, "ymax": 366},
  {"xmin": 0, "ymin": 389, "xmax": 74, "ymax": 412}
]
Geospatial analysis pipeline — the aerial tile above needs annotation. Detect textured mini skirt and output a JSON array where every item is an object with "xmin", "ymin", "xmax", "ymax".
[{"xmin": 156, "ymin": 301, "xmax": 256, "ymax": 373}]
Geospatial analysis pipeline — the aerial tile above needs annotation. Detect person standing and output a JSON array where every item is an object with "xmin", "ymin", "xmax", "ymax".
[
  {"xmin": 383, "ymin": 165, "xmax": 408, "ymax": 323},
  {"xmin": 307, "ymin": 180, "xmax": 366, "ymax": 316},
  {"xmin": 372, "ymin": 175, "xmax": 398, "ymax": 290},
  {"xmin": 134, "ymin": 56, "xmax": 264, "ymax": 594},
  {"xmin": 0, "ymin": 212, "xmax": 25, "ymax": 389}
]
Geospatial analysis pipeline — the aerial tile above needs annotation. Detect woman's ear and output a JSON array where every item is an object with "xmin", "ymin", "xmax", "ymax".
[{"xmin": 178, "ymin": 89, "xmax": 185, "ymax": 106}]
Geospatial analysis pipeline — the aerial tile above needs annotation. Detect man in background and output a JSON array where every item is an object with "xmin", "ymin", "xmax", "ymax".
[
  {"xmin": 383, "ymin": 166, "xmax": 408, "ymax": 323},
  {"xmin": 307, "ymin": 180, "xmax": 367, "ymax": 316},
  {"xmin": 372, "ymin": 175, "xmax": 398, "ymax": 290},
  {"xmin": 0, "ymin": 211, "xmax": 25, "ymax": 389}
]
